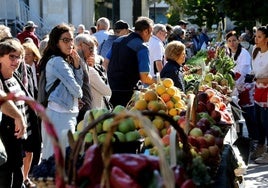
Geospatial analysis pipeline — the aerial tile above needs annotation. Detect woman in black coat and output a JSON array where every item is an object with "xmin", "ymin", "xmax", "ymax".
[{"xmin": 160, "ymin": 40, "xmax": 186, "ymax": 92}]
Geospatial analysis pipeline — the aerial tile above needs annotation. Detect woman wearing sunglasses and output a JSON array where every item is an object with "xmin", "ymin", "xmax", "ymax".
[{"xmin": 38, "ymin": 23, "xmax": 83, "ymax": 160}]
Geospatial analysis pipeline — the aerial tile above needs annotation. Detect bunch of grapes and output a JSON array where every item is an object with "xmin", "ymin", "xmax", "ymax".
[{"xmin": 188, "ymin": 156, "xmax": 211, "ymax": 186}]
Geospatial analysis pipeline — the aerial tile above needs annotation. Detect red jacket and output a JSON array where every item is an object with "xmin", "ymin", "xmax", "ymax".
[{"xmin": 17, "ymin": 30, "xmax": 40, "ymax": 48}]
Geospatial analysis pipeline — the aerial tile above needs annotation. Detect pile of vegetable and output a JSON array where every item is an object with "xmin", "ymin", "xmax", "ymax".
[{"xmin": 185, "ymin": 46, "xmax": 235, "ymax": 95}]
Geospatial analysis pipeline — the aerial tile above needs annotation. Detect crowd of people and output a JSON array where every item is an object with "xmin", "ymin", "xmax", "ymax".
[{"xmin": 0, "ymin": 15, "xmax": 266, "ymax": 187}]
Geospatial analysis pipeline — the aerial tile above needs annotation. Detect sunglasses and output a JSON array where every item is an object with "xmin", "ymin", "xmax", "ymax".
[
  {"xmin": 83, "ymin": 42, "xmax": 94, "ymax": 52},
  {"xmin": 9, "ymin": 54, "xmax": 21, "ymax": 61},
  {"xmin": 59, "ymin": 38, "xmax": 74, "ymax": 43}
]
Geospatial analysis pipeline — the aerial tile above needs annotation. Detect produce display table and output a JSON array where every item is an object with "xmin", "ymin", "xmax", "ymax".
[
  {"xmin": 211, "ymin": 144, "xmax": 238, "ymax": 188},
  {"xmin": 211, "ymin": 121, "xmax": 249, "ymax": 188}
]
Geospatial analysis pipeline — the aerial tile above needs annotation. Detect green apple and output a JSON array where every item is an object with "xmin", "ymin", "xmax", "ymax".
[
  {"xmin": 114, "ymin": 131, "xmax": 126, "ymax": 142},
  {"xmin": 97, "ymin": 133, "xmax": 106, "ymax": 143},
  {"xmin": 102, "ymin": 118, "xmax": 113, "ymax": 131},
  {"xmin": 152, "ymin": 118, "xmax": 164, "ymax": 130},
  {"xmin": 98, "ymin": 133, "xmax": 116, "ymax": 143},
  {"xmin": 94, "ymin": 108, "xmax": 110, "ymax": 119},
  {"xmin": 89, "ymin": 109, "xmax": 99, "ymax": 120},
  {"xmin": 160, "ymin": 128, "xmax": 167, "ymax": 137},
  {"xmin": 112, "ymin": 105, "xmax": 126, "ymax": 114},
  {"xmin": 96, "ymin": 123, "xmax": 103, "ymax": 134},
  {"xmin": 125, "ymin": 130, "xmax": 140, "ymax": 142},
  {"xmin": 173, "ymin": 115, "xmax": 180, "ymax": 122},
  {"xmin": 118, "ymin": 118, "xmax": 136, "ymax": 134},
  {"xmin": 84, "ymin": 132, "xmax": 93, "ymax": 143}
]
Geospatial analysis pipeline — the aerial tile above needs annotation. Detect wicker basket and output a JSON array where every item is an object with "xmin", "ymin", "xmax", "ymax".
[
  {"xmin": 67, "ymin": 110, "xmax": 192, "ymax": 187},
  {"xmin": 0, "ymin": 93, "xmax": 192, "ymax": 188}
]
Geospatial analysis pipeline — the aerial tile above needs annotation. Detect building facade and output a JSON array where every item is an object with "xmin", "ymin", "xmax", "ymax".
[{"xmin": 0, "ymin": 0, "xmax": 154, "ymax": 38}]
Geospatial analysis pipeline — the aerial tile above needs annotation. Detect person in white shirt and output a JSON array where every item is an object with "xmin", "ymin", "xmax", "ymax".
[
  {"xmin": 93, "ymin": 17, "xmax": 110, "ymax": 53},
  {"xmin": 225, "ymin": 30, "xmax": 256, "ymax": 145},
  {"xmin": 148, "ymin": 24, "xmax": 167, "ymax": 78}
]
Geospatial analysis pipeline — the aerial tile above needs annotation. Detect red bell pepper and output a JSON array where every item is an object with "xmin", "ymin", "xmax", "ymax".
[
  {"xmin": 77, "ymin": 144, "xmax": 103, "ymax": 186},
  {"xmin": 110, "ymin": 166, "xmax": 141, "ymax": 188}
]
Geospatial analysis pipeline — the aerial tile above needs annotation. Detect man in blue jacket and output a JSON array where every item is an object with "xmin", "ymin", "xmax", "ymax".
[{"xmin": 105, "ymin": 16, "xmax": 156, "ymax": 107}]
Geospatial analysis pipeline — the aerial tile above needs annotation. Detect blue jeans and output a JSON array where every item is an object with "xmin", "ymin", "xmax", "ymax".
[
  {"xmin": 255, "ymin": 103, "xmax": 268, "ymax": 145},
  {"xmin": 241, "ymin": 106, "xmax": 258, "ymax": 140}
]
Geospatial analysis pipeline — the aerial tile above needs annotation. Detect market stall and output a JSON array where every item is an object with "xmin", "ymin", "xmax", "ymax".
[{"xmin": 11, "ymin": 44, "xmax": 249, "ymax": 187}]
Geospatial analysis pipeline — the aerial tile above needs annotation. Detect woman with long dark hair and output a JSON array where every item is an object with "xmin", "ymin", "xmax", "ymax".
[
  {"xmin": 251, "ymin": 26, "xmax": 268, "ymax": 164},
  {"xmin": 38, "ymin": 23, "xmax": 83, "ymax": 160},
  {"xmin": 225, "ymin": 30, "xmax": 256, "ymax": 145}
]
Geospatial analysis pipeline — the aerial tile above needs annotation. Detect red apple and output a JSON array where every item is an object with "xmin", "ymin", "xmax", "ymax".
[
  {"xmin": 210, "ymin": 110, "xmax": 221, "ymax": 122},
  {"xmin": 196, "ymin": 101, "xmax": 207, "ymax": 113},
  {"xmin": 199, "ymin": 148, "xmax": 210, "ymax": 161},
  {"xmin": 204, "ymin": 133, "xmax": 216, "ymax": 146},
  {"xmin": 196, "ymin": 136, "xmax": 208, "ymax": 148},
  {"xmin": 188, "ymin": 135, "xmax": 199, "ymax": 148},
  {"xmin": 206, "ymin": 102, "xmax": 215, "ymax": 114},
  {"xmin": 178, "ymin": 115, "xmax": 186, "ymax": 129},
  {"xmin": 197, "ymin": 92, "xmax": 209, "ymax": 103},
  {"xmin": 215, "ymin": 137, "xmax": 224, "ymax": 149},
  {"xmin": 208, "ymin": 145, "xmax": 220, "ymax": 157}
]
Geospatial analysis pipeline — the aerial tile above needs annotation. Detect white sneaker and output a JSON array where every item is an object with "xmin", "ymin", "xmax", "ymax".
[{"xmin": 255, "ymin": 153, "xmax": 268, "ymax": 164}]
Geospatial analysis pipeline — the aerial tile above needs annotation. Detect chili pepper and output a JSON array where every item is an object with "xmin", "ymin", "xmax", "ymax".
[
  {"xmin": 110, "ymin": 154, "xmax": 148, "ymax": 179},
  {"xmin": 110, "ymin": 166, "xmax": 141, "ymax": 188},
  {"xmin": 77, "ymin": 144, "xmax": 103, "ymax": 186},
  {"xmin": 110, "ymin": 154, "xmax": 160, "ymax": 180}
]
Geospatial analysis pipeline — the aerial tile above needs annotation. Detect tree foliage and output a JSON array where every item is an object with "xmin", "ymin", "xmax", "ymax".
[
  {"xmin": 164, "ymin": 0, "xmax": 187, "ymax": 25},
  {"xmin": 220, "ymin": 0, "xmax": 268, "ymax": 29},
  {"xmin": 184, "ymin": 0, "xmax": 221, "ymax": 29},
  {"xmin": 163, "ymin": 0, "xmax": 268, "ymax": 31}
]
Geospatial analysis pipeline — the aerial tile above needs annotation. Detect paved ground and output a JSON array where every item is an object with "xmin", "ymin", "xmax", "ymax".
[
  {"xmin": 244, "ymin": 162, "xmax": 268, "ymax": 188},
  {"xmin": 239, "ymin": 121, "xmax": 268, "ymax": 188}
]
